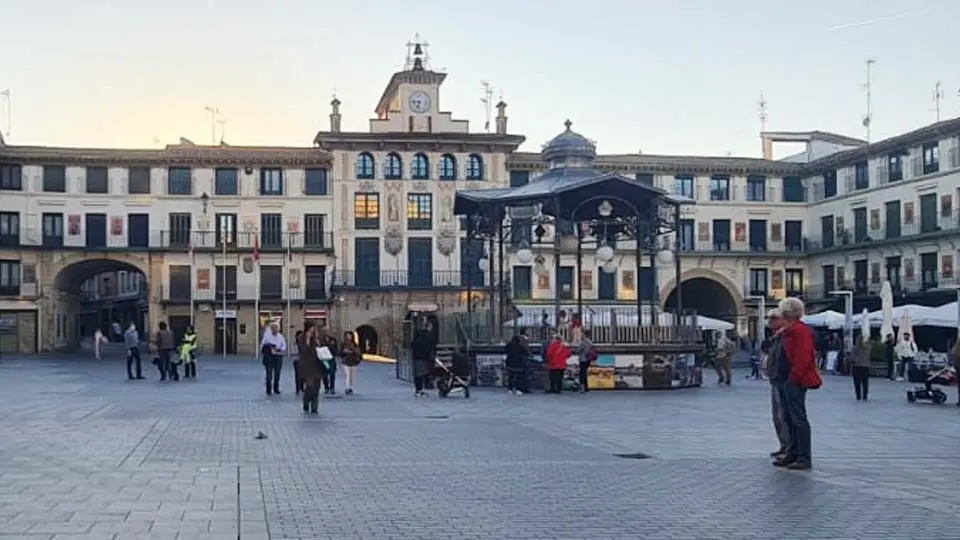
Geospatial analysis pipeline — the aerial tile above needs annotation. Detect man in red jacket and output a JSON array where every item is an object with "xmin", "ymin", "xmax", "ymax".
[
  {"xmin": 773, "ymin": 297, "xmax": 822, "ymax": 471},
  {"xmin": 545, "ymin": 334, "xmax": 571, "ymax": 394}
]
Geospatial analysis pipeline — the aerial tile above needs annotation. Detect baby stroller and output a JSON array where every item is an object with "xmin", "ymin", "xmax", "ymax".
[
  {"xmin": 906, "ymin": 365, "xmax": 956, "ymax": 404},
  {"xmin": 433, "ymin": 353, "xmax": 471, "ymax": 399}
]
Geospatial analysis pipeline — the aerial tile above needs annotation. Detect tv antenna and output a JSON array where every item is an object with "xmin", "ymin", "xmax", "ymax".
[
  {"xmin": 0, "ymin": 89, "xmax": 11, "ymax": 140},
  {"xmin": 933, "ymin": 81, "xmax": 944, "ymax": 122},
  {"xmin": 152, "ymin": 136, "xmax": 160, "ymax": 149},
  {"xmin": 758, "ymin": 92, "xmax": 768, "ymax": 132},
  {"xmin": 204, "ymin": 105, "xmax": 220, "ymax": 145},
  {"xmin": 481, "ymin": 81, "xmax": 495, "ymax": 133},
  {"xmin": 862, "ymin": 59, "xmax": 875, "ymax": 142},
  {"xmin": 217, "ymin": 118, "xmax": 227, "ymax": 144}
]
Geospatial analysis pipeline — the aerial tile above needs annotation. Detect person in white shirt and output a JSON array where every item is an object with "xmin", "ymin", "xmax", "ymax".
[
  {"xmin": 895, "ymin": 333, "xmax": 918, "ymax": 381},
  {"xmin": 260, "ymin": 322, "xmax": 287, "ymax": 396}
]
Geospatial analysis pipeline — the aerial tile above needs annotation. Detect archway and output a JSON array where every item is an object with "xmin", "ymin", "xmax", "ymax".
[
  {"xmin": 355, "ymin": 325, "xmax": 379, "ymax": 355},
  {"xmin": 51, "ymin": 256, "xmax": 150, "ymax": 352},
  {"xmin": 662, "ymin": 277, "xmax": 739, "ymax": 323}
]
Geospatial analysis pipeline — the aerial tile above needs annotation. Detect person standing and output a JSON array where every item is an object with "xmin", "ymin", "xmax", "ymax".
[
  {"xmin": 93, "ymin": 328, "xmax": 107, "ymax": 361},
  {"xmin": 297, "ymin": 321, "xmax": 322, "ymax": 414},
  {"xmin": 576, "ymin": 329, "xmax": 596, "ymax": 393},
  {"xmin": 851, "ymin": 335, "xmax": 872, "ymax": 401},
  {"xmin": 773, "ymin": 297, "xmax": 822, "ymax": 471},
  {"xmin": 292, "ymin": 330, "xmax": 304, "ymax": 395},
  {"xmin": 260, "ymin": 322, "xmax": 286, "ymax": 396},
  {"xmin": 764, "ymin": 309, "xmax": 789, "ymax": 460},
  {"xmin": 951, "ymin": 339, "xmax": 960, "ymax": 407},
  {"xmin": 544, "ymin": 334, "xmax": 570, "ymax": 394},
  {"xmin": 895, "ymin": 333, "xmax": 918, "ymax": 382},
  {"xmin": 411, "ymin": 319, "xmax": 436, "ymax": 398},
  {"xmin": 180, "ymin": 326, "xmax": 199, "ymax": 379},
  {"xmin": 715, "ymin": 333, "xmax": 735, "ymax": 386},
  {"xmin": 340, "ymin": 331, "xmax": 361, "ymax": 395},
  {"xmin": 317, "ymin": 329, "xmax": 339, "ymax": 395},
  {"xmin": 124, "ymin": 323, "xmax": 144, "ymax": 380},
  {"xmin": 883, "ymin": 333, "xmax": 896, "ymax": 380},
  {"xmin": 505, "ymin": 334, "xmax": 530, "ymax": 395},
  {"xmin": 153, "ymin": 322, "xmax": 176, "ymax": 381}
]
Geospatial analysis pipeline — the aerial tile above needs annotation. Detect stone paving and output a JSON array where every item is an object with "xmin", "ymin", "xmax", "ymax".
[{"xmin": 0, "ymin": 354, "xmax": 958, "ymax": 540}]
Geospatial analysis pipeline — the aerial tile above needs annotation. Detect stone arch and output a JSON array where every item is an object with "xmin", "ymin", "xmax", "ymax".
[
  {"xmin": 660, "ymin": 268, "xmax": 744, "ymax": 322},
  {"xmin": 51, "ymin": 252, "xmax": 152, "ymax": 295},
  {"xmin": 355, "ymin": 324, "xmax": 379, "ymax": 355}
]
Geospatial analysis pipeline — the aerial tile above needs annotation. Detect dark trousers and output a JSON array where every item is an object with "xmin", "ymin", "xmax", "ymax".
[
  {"xmin": 264, "ymin": 354, "xmax": 281, "ymax": 394},
  {"xmin": 779, "ymin": 381, "xmax": 811, "ymax": 463},
  {"xmin": 886, "ymin": 354, "xmax": 894, "ymax": 379},
  {"xmin": 127, "ymin": 347, "xmax": 142, "ymax": 379},
  {"xmin": 548, "ymin": 369, "xmax": 564, "ymax": 393},
  {"xmin": 899, "ymin": 358, "xmax": 913, "ymax": 380},
  {"xmin": 578, "ymin": 362, "xmax": 590, "ymax": 391},
  {"xmin": 157, "ymin": 349, "xmax": 176, "ymax": 380},
  {"xmin": 302, "ymin": 378, "xmax": 320, "ymax": 412},
  {"xmin": 506, "ymin": 367, "xmax": 528, "ymax": 393},
  {"xmin": 320, "ymin": 360, "xmax": 336, "ymax": 392},
  {"xmin": 183, "ymin": 361, "xmax": 196, "ymax": 379},
  {"xmin": 414, "ymin": 374, "xmax": 430, "ymax": 392},
  {"xmin": 852, "ymin": 366, "xmax": 870, "ymax": 400},
  {"xmin": 293, "ymin": 361, "xmax": 302, "ymax": 394}
]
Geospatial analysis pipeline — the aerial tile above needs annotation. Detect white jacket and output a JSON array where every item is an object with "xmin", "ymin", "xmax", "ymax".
[{"xmin": 895, "ymin": 340, "xmax": 917, "ymax": 359}]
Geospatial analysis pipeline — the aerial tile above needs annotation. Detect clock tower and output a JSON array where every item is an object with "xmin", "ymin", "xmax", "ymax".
[{"xmin": 369, "ymin": 35, "xmax": 469, "ymax": 134}]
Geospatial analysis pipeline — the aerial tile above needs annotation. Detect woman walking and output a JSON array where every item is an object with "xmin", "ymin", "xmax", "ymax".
[
  {"xmin": 297, "ymin": 321, "xmax": 322, "ymax": 414},
  {"xmin": 851, "ymin": 335, "xmax": 871, "ymax": 401},
  {"xmin": 545, "ymin": 334, "xmax": 570, "ymax": 394},
  {"xmin": 260, "ymin": 322, "xmax": 286, "ymax": 396},
  {"xmin": 340, "ymin": 331, "xmax": 362, "ymax": 395},
  {"xmin": 292, "ymin": 330, "xmax": 303, "ymax": 395},
  {"xmin": 317, "ymin": 329, "xmax": 338, "ymax": 395}
]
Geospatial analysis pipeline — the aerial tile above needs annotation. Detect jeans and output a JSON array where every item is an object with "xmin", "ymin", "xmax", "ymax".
[
  {"xmin": 157, "ymin": 349, "xmax": 174, "ymax": 381},
  {"xmin": 770, "ymin": 384, "xmax": 789, "ymax": 452},
  {"xmin": 506, "ymin": 367, "xmax": 528, "ymax": 393},
  {"xmin": 886, "ymin": 353, "xmax": 894, "ymax": 379},
  {"xmin": 127, "ymin": 347, "xmax": 142, "ymax": 379},
  {"xmin": 302, "ymin": 378, "xmax": 320, "ymax": 412},
  {"xmin": 899, "ymin": 358, "xmax": 913, "ymax": 380},
  {"xmin": 320, "ymin": 360, "xmax": 336, "ymax": 393},
  {"xmin": 264, "ymin": 354, "xmax": 281, "ymax": 394},
  {"xmin": 548, "ymin": 369, "xmax": 564, "ymax": 393},
  {"xmin": 414, "ymin": 374, "xmax": 430, "ymax": 392},
  {"xmin": 578, "ymin": 362, "xmax": 590, "ymax": 391},
  {"xmin": 852, "ymin": 366, "xmax": 870, "ymax": 400},
  {"xmin": 779, "ymin": 381, "xmax": 811, "ymax": 463},
  {"xmin": 293, "ymin": 361, "xmax": 302, "ymax": 394}
]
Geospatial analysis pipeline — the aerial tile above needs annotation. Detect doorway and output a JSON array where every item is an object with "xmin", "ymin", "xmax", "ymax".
[
  {"xmin": 355, "ymin": 325, "xmax": 378, "ymax": 355},
  {"xmin": 168, "ymin": 315, "xmax": 191, "ymax": 347},
  {"xmin": 214, "ymin": 318, "xmax": 237, "ymax": 354}
]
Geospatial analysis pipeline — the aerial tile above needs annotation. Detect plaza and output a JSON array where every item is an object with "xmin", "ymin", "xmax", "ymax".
[{"xmin": 1, "ymin": 355, "xmax": 958, "ymax": 539}]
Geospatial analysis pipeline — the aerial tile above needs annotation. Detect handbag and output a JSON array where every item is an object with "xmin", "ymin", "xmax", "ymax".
[{"xmin": 316, "ymin": 346, "xmax": 333, "ymax": 360}]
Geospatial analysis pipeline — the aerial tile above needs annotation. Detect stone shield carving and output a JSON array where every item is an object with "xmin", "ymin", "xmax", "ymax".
[
  {"xmin": 437, "ymin": 229, "xmax": 456, "ymax": 256},
  {"xmin": 384, "ymin": 226, "xmax": 403, "ymax": 256}
]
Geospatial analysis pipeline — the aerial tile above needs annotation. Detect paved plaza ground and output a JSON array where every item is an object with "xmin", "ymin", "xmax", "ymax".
[{"xmin": 1, "ymin": 354, "xmax": 958, "ymax": 540}]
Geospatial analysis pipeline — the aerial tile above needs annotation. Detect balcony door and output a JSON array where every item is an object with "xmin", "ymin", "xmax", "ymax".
[
  {"xmin": 407, "ymin": 238, "xmax": 433, "ymax": 287},
  {"xmin": 598, "ymin": 268, "xmax": 616, "ymax": 300}
]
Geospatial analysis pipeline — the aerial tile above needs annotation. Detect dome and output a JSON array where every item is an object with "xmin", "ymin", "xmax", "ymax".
[{"xmin": 541, "ymin": 119, "xmax": 596, "ymax": 169}]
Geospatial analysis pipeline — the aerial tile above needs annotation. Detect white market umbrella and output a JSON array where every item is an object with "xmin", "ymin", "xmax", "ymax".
[
  {"xmin": 899, "ymin": 307, "xmax": 914, "ymax": 341},
  {"xmin": 860, "ymin": 307, "xmax": 870, "ymax": 338},
  {"xmin": 802, "ymin": 310, "xmax": 846, "ymax": 327},
  {"xmin": 880, "ymin": 281, "xmax": 895, "ymax": 340}
]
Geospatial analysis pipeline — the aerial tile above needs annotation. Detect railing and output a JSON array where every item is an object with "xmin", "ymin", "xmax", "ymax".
[
  {"xmin": 803, "ymin": 274, "xmax": 955, "ymax": 301},
  {"xmin": 9, "ymin": 229, "xmax": 334, "ymax": 251},
  {"xmin": 161, "ymin": 284, "xmax": 328, "ymax": 302},
  {"xmin": 333, "ymin": 270, "xmax": 489, "ymax": 289},
  {"xmin": 678, "ymin": 240, "xmax": 805, "ymax": 254},
  {"xmin": 805, "ymin": 217, "xmax": 960, "ymax": 253}
]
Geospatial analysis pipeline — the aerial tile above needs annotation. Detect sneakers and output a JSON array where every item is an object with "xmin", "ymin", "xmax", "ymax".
[
  {"xmin": 345, "ymin": 388, "xmax": 354, "ymax": 395},
  {"xmin": 786, "ymin": 460, "xmax": 812, "ymax": 470},
  {"xmin": 514, "ymin": 390, "xmax": 524, "ymax": 396},
  {"xmin": 414, "ymin": 391, "xmax": 427, "ymax": 398}
]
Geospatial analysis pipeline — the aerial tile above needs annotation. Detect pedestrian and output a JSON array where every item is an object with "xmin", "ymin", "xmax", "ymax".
[
  {"xmin": 505, "ymin": 334, "xmax": 530, "ymax": 395},
  {"xmin": 124, "ymin": 322, "xmax": 144, "ymax": 380},
  {"xmin": 180, "ymin": 326, "xmax": 199, "ymax": 379},
  {"xmin": 715, "ymin": 333, "xmax": 735, "ymax": 386},
  {"xmin": 895, "ymin": 333, "xmax": 918, "ymax": 381},
  {"xmin": 260, "ymin": 322, "xmax": 286, "ymax": 396},
  {"xmin": 317, "ymin": 328, "xmax": 338, "ymax": 395},
  {"xmin": 340, "ymin": 331, "xmax": 361, "ymax": 395},
  {"xmin": 544, "ymin": 334, "xmax": 570, "ymax": 394},
  {"xmin": 292, "ymin": 330, "xmax": 303, "ymax": 395},
  {"xmin": 152, "ymin": 322, "xmax": 176, "ymax": 381},
  {"xmin": 773, "ymin": 297, "xmax": 822, "ymax": 471},
  {"xmin": 883, "ymin": 333, "xmax": 896, "ymax": 380},
  {"xmin": 764, "ymin": 309, "xmax": 790, "ymax": 460},
  {"xmin": 93, "ymin": 328, "xmax": 107, "ymax": 361},
  {"xmin": 411, "ymin": 318, "xmax": 436, "ymax": 398},
  {"xmin": 951, "ymin": 339, "xmax": 960, "ymax": 407},
  {"xmin": 576, "ymin": 329, "xmax": 596, "ymax": 393},
  {"xmin": 297, "ymin": 321, "xmax": 322, "ymax": 414},
  {"xmin": 851, "ymin": 335, "xmax": 871, "ymax": 401}
]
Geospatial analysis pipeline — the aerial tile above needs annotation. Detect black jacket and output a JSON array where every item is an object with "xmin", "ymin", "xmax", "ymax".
[
  {"xmin": 505, "ymin": 340, "xmax": 529, "ymax": 370},
  {"xmin": 411, "ymin": 330, "xmax": 436, "ymax": 376}
]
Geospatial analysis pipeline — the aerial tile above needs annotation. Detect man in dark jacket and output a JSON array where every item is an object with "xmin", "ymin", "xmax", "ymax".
[
  {"xmin": 884, "ymin": 333, "xmax": 896, "ymax": 380},
  {"xmin": 764, "ymin": 309, "xmax": 789, "ymax": 460},
  {"xmin": 411, "ymin": 320, "xmax": 436, "ymax": 398},
  {"xmin": 505, "ymin": 333, "xmax": 531, "ymax": 395}
]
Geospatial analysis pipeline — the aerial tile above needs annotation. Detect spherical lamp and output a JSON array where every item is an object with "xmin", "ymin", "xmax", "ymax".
[
  {"xmin": 656, "ymin": 249, "xmax": 675, "ymax": 266},
  {"xmin": 602, "ymin": 260, "xmax": 617, "ymax": 274},
  {"xmin": 516, "ymin": 247, "xmax": 534, "ymax": 265},
  {"xmin": 596, "ymin": 245, "xmax": 615, "ymax": 262},
  {"xmin": 478, "ymin": 257, "xmax": 489, "ymax": 272}
]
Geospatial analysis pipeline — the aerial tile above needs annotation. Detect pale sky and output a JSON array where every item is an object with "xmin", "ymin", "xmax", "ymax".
[{"xmin": 2, "ymin": 0, "xmax": 957, "ymax": 158}]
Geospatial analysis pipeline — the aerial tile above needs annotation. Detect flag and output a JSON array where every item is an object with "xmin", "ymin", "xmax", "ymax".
[{"xmin": 253, "ymin": 236, "xmax": 260, "ymax": 263}]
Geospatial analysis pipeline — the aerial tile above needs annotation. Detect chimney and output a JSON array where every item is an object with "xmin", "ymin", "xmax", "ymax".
[
  {"xmin": 330, "ymin": 97, "xmax": 342, "ymax": 133},
  {"xmin": 495, "ymin": 100, "xmax": 508, "ymax": 135},
  {"xmin": 761, "ymin": 134, "xmax": 773, "ymax": 160}
]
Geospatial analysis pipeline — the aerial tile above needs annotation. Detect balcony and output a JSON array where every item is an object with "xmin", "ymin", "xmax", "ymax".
[
  {"xmin": 161, "ymin": 284, "xmax": 325, "ymax": 303},
  {"xmin": 805, "ymin": 216, "xmax": 960, "ymax": 254},
  {"xmin": 332, "ymin": 270, "xmax": 479, "ymax": 289},
  {"xmin": 678, "ymin": 240, "xmax": 805, "ymax": 255},
  {"xmin": 156, "ymin": 231, "xmax": 334, "ymax": 252}
]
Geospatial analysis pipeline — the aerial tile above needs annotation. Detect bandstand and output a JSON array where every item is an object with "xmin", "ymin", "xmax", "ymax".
[{"xmin": 442, "ymin": 120, "xmax": 705, "ymax": 390}]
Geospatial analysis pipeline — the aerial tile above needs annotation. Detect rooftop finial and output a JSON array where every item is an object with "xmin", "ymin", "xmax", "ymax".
[
  {"xmin": 405, "ymin": 33, "xmax": 430, "ymax": 71},
  {"xmin": 563, "ymin": 119, "xmax": 573, "ymax": 132}
]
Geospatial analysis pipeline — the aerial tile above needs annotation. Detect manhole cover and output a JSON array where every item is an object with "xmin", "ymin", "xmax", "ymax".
[{"xmin": 614, "ymin": 453, "xmax": 652, "ymax": 460}]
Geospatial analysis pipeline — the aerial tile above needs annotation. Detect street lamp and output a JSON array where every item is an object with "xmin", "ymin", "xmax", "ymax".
[
  {"xmin": 747, "ymin": 295, "xmax": 767, "ymax": 352},
  {"xmin": 831, "ymin": 290, "xmax": 855, "ymax": 359}
]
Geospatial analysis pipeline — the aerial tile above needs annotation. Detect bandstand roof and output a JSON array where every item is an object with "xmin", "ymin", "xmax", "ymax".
[{"xmin": 454, "ymin": 168, "xmax": 684, "ymax": 221}]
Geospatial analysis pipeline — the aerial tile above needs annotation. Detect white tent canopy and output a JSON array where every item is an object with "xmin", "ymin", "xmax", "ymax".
[
  {"xmin": 824, "ymin": 304, "xmax": 941, "ymax": 330},
  {"xmin": 802, "ymin": 310, "xmax": 846, "ymax": 327}
]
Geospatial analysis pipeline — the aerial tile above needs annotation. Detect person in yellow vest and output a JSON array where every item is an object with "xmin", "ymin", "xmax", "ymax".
[{"xmin": 180, "ymin": 326, "xmax": 199, "ymax": 379}]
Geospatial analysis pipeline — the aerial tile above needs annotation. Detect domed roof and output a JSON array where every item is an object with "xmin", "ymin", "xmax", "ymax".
[{"xmin": 541, "ymin": 120, "xmax": 596, "ymax": 168}]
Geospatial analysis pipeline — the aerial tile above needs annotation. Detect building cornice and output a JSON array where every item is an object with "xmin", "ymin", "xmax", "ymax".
[
  {"xmin": 507, "ymin": 152, "xmax": 803, "ymax": 176},
  {"xmin": 0, "ymin": 144, "xmax": 333, "ymax": 167},
  {"xmin": 313, "ymin": 131, "xmax": 526, "ymax": 153}
]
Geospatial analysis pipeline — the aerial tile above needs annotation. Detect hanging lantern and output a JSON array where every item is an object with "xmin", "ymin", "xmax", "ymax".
[
  {"xmin": 656, "ymin": 249, "xmax": 675, "ymax": 266},
  {"xmin": 516, "ymin": 248, "xmax": 534, "ymax": 264},
  {"xmin": 597, "ymin": 245, "xmax": 615, "ymax": 262},
  {"xmin": 478, "ymin": 257, "xmax": 489, "ymax": 272},
  {"xmin": 602, "ymin": 260, "xmax": 617, "ymax": 274}
]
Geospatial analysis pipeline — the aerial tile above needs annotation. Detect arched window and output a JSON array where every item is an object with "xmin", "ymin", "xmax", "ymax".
[
  {"xmin": 384, "ymin": 152, "xmax": 403, "ymax": 180},
  {"xmin": 466, "ymin": 154, "xmax": 484, "ymax": 180},
  {"xmin": 439, "ymin": 154, "xmax": 457, "ymax": 180},
  {"xmin": 411, "ymin": 153, "xmax": 429, "ymax": 180},
  {"xmin": 355, "ymin": 152, "xmax": 375, "ymax": 179}
]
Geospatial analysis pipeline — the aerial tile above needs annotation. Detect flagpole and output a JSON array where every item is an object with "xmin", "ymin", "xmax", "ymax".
[
  {"xmin": 285, "ymin": 233, "xmax": 292, "ymax": 365},
  {"xmin": 189, "ymin": 241, "xmax": 195, "ymax": 328},
  {"xmin": 253, "ymin": 233, "xmax": 261, "ymax": 362},
  {"xmin": 221, "ymin": 233, "xmax": 227, "ymax": 360}
]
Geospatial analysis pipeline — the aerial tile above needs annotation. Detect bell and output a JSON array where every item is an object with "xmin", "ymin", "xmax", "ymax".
[{"xmin": 413, "ymin": 43, "xmax": 423, "ymax": 55}]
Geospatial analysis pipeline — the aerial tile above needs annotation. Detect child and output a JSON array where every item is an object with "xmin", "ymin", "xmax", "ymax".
[{"xmin": 748, "ymin": 352, "xmax": 761, "ymax": 380}]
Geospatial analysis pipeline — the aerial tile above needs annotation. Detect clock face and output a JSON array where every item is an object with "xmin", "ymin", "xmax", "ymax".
[{"xmin": 408, "ymin": 90, "xmax": 431, "ymax": 114}]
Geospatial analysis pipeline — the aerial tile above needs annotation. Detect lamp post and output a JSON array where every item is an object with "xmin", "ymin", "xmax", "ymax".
[
  {"xmin": 831, "ymin": 290, "xmax": 854, "ymax": 361},
  {"xmin": 746, "ymin": 295, "xmax": 766, "ymax": 352}
]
